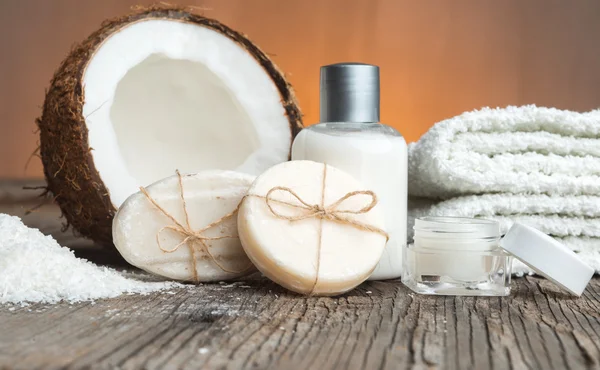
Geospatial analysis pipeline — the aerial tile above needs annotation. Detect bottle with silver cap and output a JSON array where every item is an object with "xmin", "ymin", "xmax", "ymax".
[{"xmin": 291, "ymin": 63, "xmax": 408, "ymax": 280}]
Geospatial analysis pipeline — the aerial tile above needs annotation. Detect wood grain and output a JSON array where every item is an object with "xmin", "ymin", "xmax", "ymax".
[
  {"xmin": 1, "ymin": 182, "xmax": 599, "ymax": 370},
  {"xmin": 1, "ymin": 277, "xmax": 599, "ymax": 369}
]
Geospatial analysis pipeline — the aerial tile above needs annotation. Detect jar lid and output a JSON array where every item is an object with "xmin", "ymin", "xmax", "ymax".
[{"xmin": 500, "ymin": 223, "xmax": 594, "ymax": 296}]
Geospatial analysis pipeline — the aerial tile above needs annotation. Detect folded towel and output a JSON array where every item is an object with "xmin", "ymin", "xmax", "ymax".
[
  {"xmin": 408, "ymin": 195, "xmax": 600, "ymax": 274},
  {"xmin": 408, "ymin": 105, "xmax": 600, "ymax": 199},
  {"xmin": 408, "ymin": 105, "xmax": 600, "ymax": 274}
]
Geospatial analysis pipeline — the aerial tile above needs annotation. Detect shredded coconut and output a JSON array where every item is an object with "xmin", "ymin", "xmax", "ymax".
[{"xmin": 0, "ymin": 214, "xmax": 182, "ymax": 305}]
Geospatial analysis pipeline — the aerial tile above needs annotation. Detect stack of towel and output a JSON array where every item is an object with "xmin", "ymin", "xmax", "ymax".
[{"xmin": 408, "ymin": 105, "xmax": 600, "ymax": 274}]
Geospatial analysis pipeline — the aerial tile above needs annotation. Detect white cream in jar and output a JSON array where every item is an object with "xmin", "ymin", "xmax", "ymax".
[{"xmin": 403, "ymin": 217, "xmax": 512, "ymax": 296}]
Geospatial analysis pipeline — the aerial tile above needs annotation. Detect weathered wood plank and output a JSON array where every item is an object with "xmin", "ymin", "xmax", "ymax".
[
  {"xmin": 1, "ymin": 277, "xmax": 599, "ymax": 370},
  {"xmin": 0, "ymin": 182, "xmax": 599, "ymax": 370}
]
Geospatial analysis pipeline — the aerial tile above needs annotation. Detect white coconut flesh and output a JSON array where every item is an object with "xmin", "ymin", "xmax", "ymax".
[{"xmin": 82, "ymin": 19, "xmax": 292, "ymax": 208}]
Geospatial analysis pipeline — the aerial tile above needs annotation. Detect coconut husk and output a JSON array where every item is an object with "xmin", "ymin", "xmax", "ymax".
[{"xmin": 37, "ymin": 5, "xmax": 303, "ymax": 247}]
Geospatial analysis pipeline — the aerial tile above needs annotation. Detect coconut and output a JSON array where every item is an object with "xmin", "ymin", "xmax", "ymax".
[{"xmin": 36, "ymin": 6, "xmax": 303, "ymax": 247}]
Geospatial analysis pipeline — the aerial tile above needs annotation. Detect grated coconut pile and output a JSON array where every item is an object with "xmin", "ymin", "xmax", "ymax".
[{"xmin": 0, "ymin": 214, "xmax": 182, "ymax": 304}]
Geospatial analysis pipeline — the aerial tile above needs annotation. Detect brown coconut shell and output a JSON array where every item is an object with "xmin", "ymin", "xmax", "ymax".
[{"xmin": 37, "ymin": 5, "xmax": 303, "ymax": 247}]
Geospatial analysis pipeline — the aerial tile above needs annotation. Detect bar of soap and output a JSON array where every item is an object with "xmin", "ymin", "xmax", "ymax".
[
  {"xmin": 113, "ymin": 171, "xmax": 256, "ymax": 282},
  {"xmin": 238, "ymin": 160, "xmax": 387, "ymax": 296}
]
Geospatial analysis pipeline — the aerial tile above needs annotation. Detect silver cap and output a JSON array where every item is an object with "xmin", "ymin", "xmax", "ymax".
[{"xmin": 320, "ymin": 63, "xmax": 380, "ymax": 123}]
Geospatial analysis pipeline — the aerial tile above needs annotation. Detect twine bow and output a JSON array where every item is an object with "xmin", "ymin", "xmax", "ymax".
[
  {"xmin": 140, "ymin": 170, "xmax": 249, "ymax": 283},
  {"xmin": 249, "ymin": 164, "xmax": 389, "ymax": 296},
  {"xmin": 264, "ymin": 187, "xmax": 385, "ymax": 231}
]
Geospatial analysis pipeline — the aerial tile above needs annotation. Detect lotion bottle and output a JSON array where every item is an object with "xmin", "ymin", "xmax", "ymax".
[{"xmin": 291, "ymin": 63, "xmax": 407, "ymax": 280}]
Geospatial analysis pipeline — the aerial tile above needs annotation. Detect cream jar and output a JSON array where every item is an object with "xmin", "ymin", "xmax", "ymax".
[{"xmin": 402, "ymin": 217, "xmax": 512, "ymax": 296}]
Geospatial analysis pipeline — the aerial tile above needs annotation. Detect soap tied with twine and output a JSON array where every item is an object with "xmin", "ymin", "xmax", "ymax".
[
  {"xmin": 140, "ymin": 171, "xmax": 253, "ymax": 283},
  {"xmin": 238, "ymin": 160, "xmax": 388, "ymax": 296}
]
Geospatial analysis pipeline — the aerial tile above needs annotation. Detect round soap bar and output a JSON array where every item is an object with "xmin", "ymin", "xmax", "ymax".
[
  {"xmin": 238, "ymin": 160, "xmax": 387, "ymax": 296},
  {"xmin": 113, "ymin": 171, "xmax": 256, "ymax": 282}
]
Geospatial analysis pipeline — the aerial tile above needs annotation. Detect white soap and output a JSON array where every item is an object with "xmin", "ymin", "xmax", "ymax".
[
  {"xmin": 237, "ymin": 160, "xmax": 387, "ymax": 296},
  {"xmin": 113, "ymin": 171, "xmax": 256, "ymax": 282}
]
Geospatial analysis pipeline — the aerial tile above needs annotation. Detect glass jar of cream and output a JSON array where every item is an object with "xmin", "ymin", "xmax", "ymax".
[{"xmin": 403, "ymin": 217, "xmax": 512, "ymax": 296}]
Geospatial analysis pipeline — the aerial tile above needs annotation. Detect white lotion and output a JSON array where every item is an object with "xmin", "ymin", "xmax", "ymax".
[
  {"xmin": 292, "ymin": 126, "xmax": 407, "ymax": 280},
  {"xmin": 291, "ymin": 63, "xmax": 408, "ymax": 280}
]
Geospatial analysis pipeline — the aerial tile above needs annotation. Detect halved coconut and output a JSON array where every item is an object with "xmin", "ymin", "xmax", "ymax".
[{"xmin": 37, "ymin": 6, "xmax": 303, "ymax": 246}]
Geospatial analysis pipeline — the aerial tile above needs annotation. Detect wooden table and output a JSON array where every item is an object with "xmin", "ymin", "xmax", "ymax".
[{"xmin": 1, "ymin": 181, "xmax": 599, "ymax": 370}]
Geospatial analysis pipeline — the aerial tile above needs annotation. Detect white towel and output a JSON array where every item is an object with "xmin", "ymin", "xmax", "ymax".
[
  {"xmin": 408, "ymin": 105, "xmax": 600, "ymax": 199},
  {"xmin": 408, "ymin": 105, "xmax": 600, "ymax": 274}
]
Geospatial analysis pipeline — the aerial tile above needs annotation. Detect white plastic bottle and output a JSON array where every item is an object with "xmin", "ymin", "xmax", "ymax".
[{"xmin": 291, "ymin": 63, "xmax": 407, "ymax": 280}]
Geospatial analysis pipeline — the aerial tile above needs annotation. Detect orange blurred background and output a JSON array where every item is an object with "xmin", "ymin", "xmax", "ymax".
[{"xmin": 1, "ymin": 0, "xmax": 600, "ymax": 179}]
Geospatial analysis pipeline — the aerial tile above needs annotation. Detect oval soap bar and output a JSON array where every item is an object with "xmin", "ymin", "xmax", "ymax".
[
  {"xmin": 113, "ymin": 171, "xmax": 256, "ymax": 282},
  {"xmin": 238, "ymin": 160, "xmax": 387, "ymax": 296}
]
